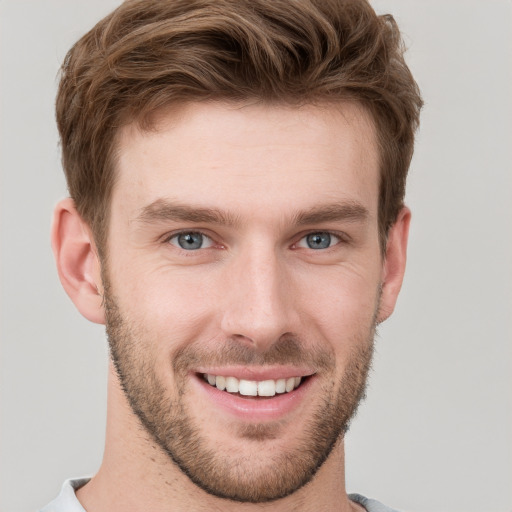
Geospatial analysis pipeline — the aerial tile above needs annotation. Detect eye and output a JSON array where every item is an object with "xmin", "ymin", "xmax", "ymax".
[
  {"xmin": 168, "ymin": 232, "xmax": 214, "ymax": 250},
  {"xmin": 296, "ymin": 232, "xmax": 340, "ymax": 250}
]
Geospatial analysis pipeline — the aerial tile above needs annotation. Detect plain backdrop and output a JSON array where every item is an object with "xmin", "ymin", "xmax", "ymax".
[{"xmin": 1, "ymin": 1, "xmax": 511, "ymax": 511}]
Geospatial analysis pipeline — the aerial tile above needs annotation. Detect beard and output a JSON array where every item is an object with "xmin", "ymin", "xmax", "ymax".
[{"xmin": 103, "ymin": 277, "xmax": 376, "ymax": 503}]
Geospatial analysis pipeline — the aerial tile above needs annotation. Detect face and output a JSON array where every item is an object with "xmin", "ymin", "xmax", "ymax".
[{"xmin": 104, "ymin": 101, "xmax": 386, "ymax": 502}]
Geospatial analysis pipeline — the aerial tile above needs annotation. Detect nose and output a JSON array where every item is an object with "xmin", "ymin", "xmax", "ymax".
[{"xmin": 220, "ymin": 244, "xmax": 297, "ymax": 352}]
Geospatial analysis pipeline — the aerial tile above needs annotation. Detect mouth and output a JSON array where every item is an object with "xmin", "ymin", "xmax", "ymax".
[
  {"xmin": 200, "ymin": 373, "xmax": 307, "ymax": 398},
  {"xmin": 192, "ymin": 367, "xmax": 316, "ymax": 421}
]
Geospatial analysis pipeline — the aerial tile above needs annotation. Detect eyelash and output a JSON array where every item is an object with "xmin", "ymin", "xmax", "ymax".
[
  {"xmin": 163, "ymin": 230, "xmax": 349, "ymax": 252},
  {"xmin": 293, "ymin": 231, "xmax": 343, "ymax": 250},
  {"xmin": 165, "ymin": 231, "xmax": 216, "ymax": 251}
]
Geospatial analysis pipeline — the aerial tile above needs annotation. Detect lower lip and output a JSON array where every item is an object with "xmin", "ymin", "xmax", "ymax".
[{"xmin": 192, "ymin": 374, "xmax": 315, "ymax": 422}]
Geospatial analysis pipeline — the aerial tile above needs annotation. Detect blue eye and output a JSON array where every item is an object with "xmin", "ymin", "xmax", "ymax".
[
  {"xmin": 169, "ymin": 232, "xmax": 213, "ymax": 250},
  {"xmin": 297, "ymin": 232, "xmax": 339, "ymax": 250}
]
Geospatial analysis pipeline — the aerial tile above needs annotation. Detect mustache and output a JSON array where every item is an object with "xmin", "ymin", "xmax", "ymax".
[{"xmin": 172, "ymin": 335, "xmax": 335, "ymax": 375}]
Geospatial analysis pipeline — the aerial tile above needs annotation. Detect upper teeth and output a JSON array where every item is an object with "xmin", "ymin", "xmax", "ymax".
[{"xmin": 203, "ymin": 374, "xmax": 302, "ymax": 396}]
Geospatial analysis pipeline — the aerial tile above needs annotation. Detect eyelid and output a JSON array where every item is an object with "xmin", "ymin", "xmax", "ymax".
[
  {"xmin": 164, "ymin": 230, "xmax": 216, "ymax": 249},
  {"xmin": 293, "ymin": 230, "xmax": 348, "ymax": 249},
  {"xmin": 161, "ymin": 228, "xmax": 350, "ymax": 250}
]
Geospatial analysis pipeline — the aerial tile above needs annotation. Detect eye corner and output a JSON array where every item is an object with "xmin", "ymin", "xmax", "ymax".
[
  {"xmin": 294, "ymin": 231, "xmax": 345, "ymax": 251},
  {"xmin": 167, "ymin": 231, "xmax": 215, "ymax": 251}
]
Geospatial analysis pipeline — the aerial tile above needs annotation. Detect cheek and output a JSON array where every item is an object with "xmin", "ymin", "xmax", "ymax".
[
  {"xmin": 295, "ymin": 264, "xmax": 381, "ymax": 344},
  {"xmin": 110, "ymin": 250, "xmax": 382, "ymax": 356},
  {"xmin": 115, "ymin": 264, "xmax": 220, "ymax": 341}
]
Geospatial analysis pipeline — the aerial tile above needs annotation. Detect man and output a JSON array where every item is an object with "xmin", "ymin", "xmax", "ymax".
[{"xmin": 41, "ymin": 0, "xmax": 422, "ymax": 510}]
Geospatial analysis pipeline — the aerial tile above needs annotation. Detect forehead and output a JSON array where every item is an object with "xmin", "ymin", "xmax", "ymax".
[{"xmin": 112, "ymin": 101, "xmax": 379, "ymax": 222}]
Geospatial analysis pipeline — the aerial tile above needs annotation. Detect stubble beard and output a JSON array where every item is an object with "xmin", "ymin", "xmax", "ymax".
[{"xmin": 103, "ymin": 279, "xmax": 376, "ymax": 503}]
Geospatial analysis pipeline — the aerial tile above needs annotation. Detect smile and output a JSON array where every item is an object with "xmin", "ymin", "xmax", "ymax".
[
  {"xmin": 202, "ymin": 373, "xmax": 303, "ymax": 397},
  {"xmin": 194, "ymin": 369, "xmax": 316, "ymax": 421}
]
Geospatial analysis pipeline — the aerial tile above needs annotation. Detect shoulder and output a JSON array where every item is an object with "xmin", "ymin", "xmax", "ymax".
[
  {"xmin": 349, "ymin": 493, "xmax": 403, "ymax": 512},
  {"xmin": 39, "ymin": 478, "xmax": 90, "ymax": 512}
]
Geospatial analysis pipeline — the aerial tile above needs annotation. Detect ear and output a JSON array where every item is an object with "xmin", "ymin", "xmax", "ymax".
[
  {"xmin": 51, "ymin": 198, "xmax": 105, "ymax": 324},
  {"xmin": 377, "ymin": 207, "xmax": 411, "ymax": 323}
]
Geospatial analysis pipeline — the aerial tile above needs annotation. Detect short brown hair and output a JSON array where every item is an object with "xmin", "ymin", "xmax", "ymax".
[{"xmin": 56, "ymin": 0, "xmax": 422, "ymax": 255}]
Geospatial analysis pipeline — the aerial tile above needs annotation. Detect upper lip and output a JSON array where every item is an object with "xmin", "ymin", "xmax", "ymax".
[{"xmin": 194, "ymin": 366, "xmax": 316, "ymax": 381}]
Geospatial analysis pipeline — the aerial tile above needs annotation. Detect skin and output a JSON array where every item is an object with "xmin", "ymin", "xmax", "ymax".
[{"xmin": 52, "ymin": 101, "xmax": 410, "ymax": 512}]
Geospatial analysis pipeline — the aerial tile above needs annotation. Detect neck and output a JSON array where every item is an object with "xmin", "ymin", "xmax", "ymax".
[{"xmin": 77, "ymin": 365, "xmax": 360, "ymax": 512}]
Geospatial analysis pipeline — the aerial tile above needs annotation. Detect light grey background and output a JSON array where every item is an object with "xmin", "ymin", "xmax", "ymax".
[{"xmin": 1, "ymin": 1, "xmax": 511, "ymax": 511}]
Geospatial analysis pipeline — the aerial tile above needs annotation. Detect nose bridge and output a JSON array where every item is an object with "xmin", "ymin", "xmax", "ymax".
[{"xmin": 220, "ymin": 240, "xmax": 294, "ymax": 349}]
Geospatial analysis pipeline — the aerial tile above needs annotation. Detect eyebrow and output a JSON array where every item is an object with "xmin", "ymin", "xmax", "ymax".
[
  {"xmin": 135, "ymin": 198, "xmax": 369, "ymax": 227},
  {"xmin": 293, "ymin": 202, "xmax": 369, "ymax": 226},
  {"xmin": 136, "ymin": 199, "xmax": 241, "ymax": 227}
]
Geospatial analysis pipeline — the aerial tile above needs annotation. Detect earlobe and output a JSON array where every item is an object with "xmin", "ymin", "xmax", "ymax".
[
  {"xmin": 51, "ymin": 198, "xmax": 105, "ymax": 324},
  {"xmin": 377, "ymin": 207, "xmax": 411, "ymax": 324}
]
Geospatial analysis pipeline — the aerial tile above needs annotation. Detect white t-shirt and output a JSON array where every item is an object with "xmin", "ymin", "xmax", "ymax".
[{"xmin": 39, "ymin": 478, "xmax": 401, "ymax": 512}]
